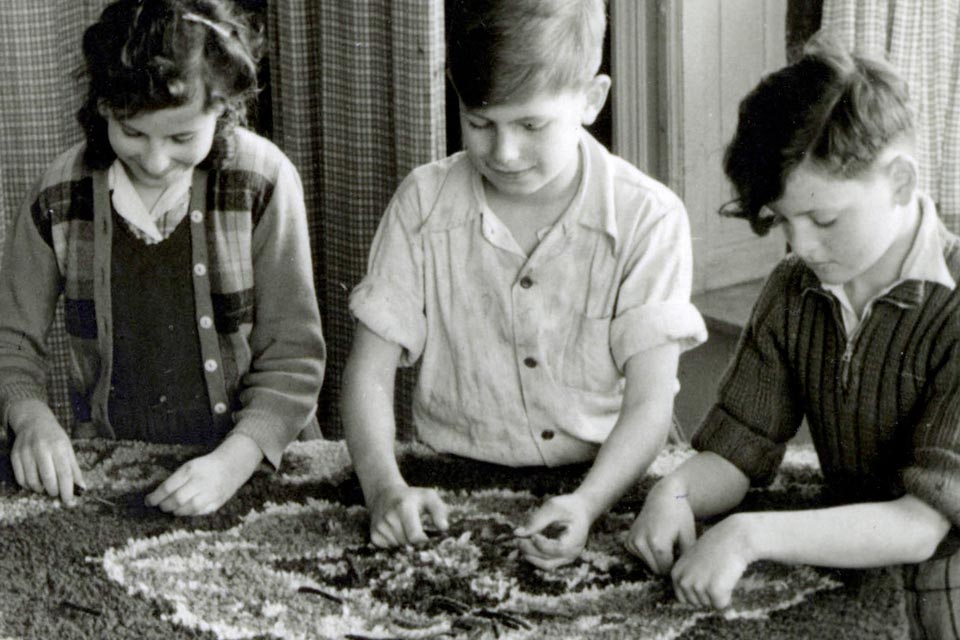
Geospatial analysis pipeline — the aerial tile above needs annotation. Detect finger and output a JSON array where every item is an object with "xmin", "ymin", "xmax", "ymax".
[
  {"xmin": 517, "ymin": 534, "xmax": 564, "ymax": 562},
  {"xmin": 515, "ymin": 504, "xmax": 561, "ymax": 537},
  {"xmin": 628, "ymin": 537, "xmax": 662, "ymax": 575},
  {"xmin": 55, "ymin": 460, "xmax": 76, "ymax": 507},
  {"xmin": 36, "ymin": 451, "xmax": 60, "ymax": 497},
  {"xmin": 51, "ymin": 445, "xmax": 78, "ymax": 506},
  {"xmin": 649, "ymin": 539, "xmax": 676, "ymax": 575},
  {"xmin": 422, "ymin": 492, "xmax": 450, "ymax": 531},
  {"xmin": 523, "ymin": 552, "xmax": 572, "ymax": 571},
  {"xmin": 173, "ymin": 493, "xmax": 211, "ymax": 517},
  {"xmin": 678, "ymin": 521, "xmax": 697, "ymax": 555},
  {"xmin": 18, "ymin": 447, "xmax": 43, "ymax": 493},
  {"xmin": 383, "ymin": 510, "xmax": 409, "ymax": 546},
  {"xmin": 156, "ymin": 481, "xmax": 202, "ymax": 514},
  {"xmin": 398, "ymin": 501, "xmax": 428, "ymax": 545},
  {"xmin": 70, "ymin": 452, "xmax": 85, "ymax": 492},
  {"xmin": 11, "ymin": 452, "xmax": 26, "ymax": 489},
  {"xmin": 146, "ymin": 466, "xmax": 192, "ymax": 506},
  {"xmin": 707, "ymin": 584, "xmax": 733, "ymax": 610},
  {"xmin": 371, "ymin": 520, "xmax": 400, "ymax": 547}
]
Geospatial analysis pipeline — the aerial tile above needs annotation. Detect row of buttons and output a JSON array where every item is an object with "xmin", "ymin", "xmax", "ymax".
[
  {"xmin": 518, "ymin": 274, "xmax": 550, "ymax": 440},
  {"xmin": 193, "ymin": 208, "xmax": 226, "ymax": 415},
  {"xmin": 156, "ymin": 394, "xmax": 228, "ymax": 415}
]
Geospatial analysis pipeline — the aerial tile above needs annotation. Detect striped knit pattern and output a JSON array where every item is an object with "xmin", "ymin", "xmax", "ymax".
[{"xmin": 694, "ymin": 225, "xmax": 960, "ymax": 528}]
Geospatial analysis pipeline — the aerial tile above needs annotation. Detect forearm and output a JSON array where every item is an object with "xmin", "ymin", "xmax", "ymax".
[
  {"xmin": 341, "ymin": 327, "xmax": 407, "ymax": 500},
  {"xmin": 656, "ymin": 451, "xmax": 752, "ymax": 519},
  {"xmin": 741, "ymin": 494, "xmax": 951, "ymax": 568},
  {"xmin": 574, "ymin": 398, "xmax": 672, "ymax": 521},
  {"xmin": 573, "ymin": 344, "xmax": 681, "ymax": 521}
]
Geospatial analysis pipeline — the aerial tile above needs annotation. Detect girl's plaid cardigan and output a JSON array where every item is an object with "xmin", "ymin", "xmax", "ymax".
[{"xmin": 0, "ymin": 128, "xmax": 325, "ymax": 467}]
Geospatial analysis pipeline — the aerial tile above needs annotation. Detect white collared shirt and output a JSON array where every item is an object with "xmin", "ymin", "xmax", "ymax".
[
  {"xmin": 350, "ymin": 132, "xmax": 706, "ymax": 467},
  {"xmin": 107, "ymin": 161, "xmax": 192, "ymax": 244}
]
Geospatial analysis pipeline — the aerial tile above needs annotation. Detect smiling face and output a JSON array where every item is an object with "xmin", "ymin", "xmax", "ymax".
[
  {"xmin": 459, "ymin": 77, "xmax": 609, "ymax": 203},
  {"xmin": 766, "ymin": 158, "xmax": 916, "ymax": 288},
  {"xmin": 103, "ymin": 90, "xmax": 222, "ymax": 190}
]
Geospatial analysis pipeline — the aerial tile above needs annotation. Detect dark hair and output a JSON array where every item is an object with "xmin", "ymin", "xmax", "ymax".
[
  {"xmin": 446, "ymin": 0, "xmax": 606, "ymax": 108},
  {"xmin": 77, "ymin": 0, "xmax": 263, "ymax": 170},
  {"xmin": 720, "ymin": 35, "xmax": 914, "ymax": 235}
]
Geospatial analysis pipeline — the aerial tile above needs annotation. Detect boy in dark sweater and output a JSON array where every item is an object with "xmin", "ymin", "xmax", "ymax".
[{"xmin": 627, "ymin": 38, "xmax": 960, "ymax": 638}]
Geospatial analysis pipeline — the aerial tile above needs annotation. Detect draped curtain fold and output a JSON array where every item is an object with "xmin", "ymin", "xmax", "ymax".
[
  {"xmin": 0, "ymin": 0, "xmax": 113, "ymax": 429},
  {"xmin": 0, "ymin": 0, "xmax": 447, "ymax": 439},
  {"xmin": 266, "ymin": 0, "xmax": 446, "ymax": 439},
  {"xmin": 822, "ymin": 0, "xmax": 960, "ymax": 231}
]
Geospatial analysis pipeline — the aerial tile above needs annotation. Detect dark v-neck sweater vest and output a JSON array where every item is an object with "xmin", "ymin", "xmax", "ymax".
[{"xmin": 108, "ymin": 213, "xmax": 224, "ymax": 445}]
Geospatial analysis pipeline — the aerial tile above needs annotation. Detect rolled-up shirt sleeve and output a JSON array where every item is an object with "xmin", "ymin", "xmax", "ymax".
[
  {"xmin": 692, "ymin": 262, "xmax": 806, "ymax": 485},
  {"xmin": 349, "ymin": 175, "xmax": 427, "ymax": 366},
  {"xmin": 610, "ymin": 199, "xmax": 706, "ymax": 372}
]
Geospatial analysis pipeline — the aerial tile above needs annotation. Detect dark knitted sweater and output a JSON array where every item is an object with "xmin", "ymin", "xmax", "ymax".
[{"xmin": 694, "ymin": 217, "xmax": 960, "ymax": 528}]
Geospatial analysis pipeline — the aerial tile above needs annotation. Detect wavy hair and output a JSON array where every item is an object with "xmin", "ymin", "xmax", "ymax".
[
  {"xmin": 77, "ymin": 0, "xmax": 263, "ymax": 170},
  {"xmin": 720, "ymin": 35, "xmax": 914, "ymax": 235}
]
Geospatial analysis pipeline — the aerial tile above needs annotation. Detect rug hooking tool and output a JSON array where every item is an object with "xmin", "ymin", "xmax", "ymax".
[{"xmin": 75, "ymin": 484, "xmax": 118, "ymax": 508}]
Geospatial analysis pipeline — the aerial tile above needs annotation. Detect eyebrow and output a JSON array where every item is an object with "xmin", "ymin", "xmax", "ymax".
[{"xmin": 119, "ymin": 122, "xmax": 199, "ymax": 137}]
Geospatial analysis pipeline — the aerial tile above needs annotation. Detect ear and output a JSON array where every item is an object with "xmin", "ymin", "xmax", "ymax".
[
  {"xmin": 97, "ymin": 100, "xmax": 113, "ymax": 119},
  {"xmin": 580, "ymin": 74, "xmax": 611, "ymax": 126},
  {"xmin": 886, "ymin": 154, "xmax": 918, "ymax": 207}
]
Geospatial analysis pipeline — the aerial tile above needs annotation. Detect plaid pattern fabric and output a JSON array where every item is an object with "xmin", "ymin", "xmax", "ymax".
[
  {"xmin": 0, "ymin": 1, "xmax": 114, "ymax": 430},
  {"xmin": 1, "ymin": 2, "xmax": 446, "ymax": 438},
  {"xmin": 903, "ymin": 550, "xmax": 960, "ymax": 640},
  {"xmin": 2, "ymin": 130, "xmax": 325, "ymax": 464},
  {"xmin": 821, "ymin": 0, "xmax": 960, "ymax": 232},
  {"xmin": 266, "ymin": 0, "xmax": 446, "ymax": 438}
]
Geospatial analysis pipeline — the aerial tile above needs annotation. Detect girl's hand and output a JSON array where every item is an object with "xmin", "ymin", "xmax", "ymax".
[
  {"xmin": 9, "ymin": 399, "xmax": 83, "ymax": 506},
  {"xmin": 367, "ymin": 483, "xmax": 450, "ymax": 547},
  {"xmin": 625, "ymin": 481, "xmax": 697, "ymax": 574},
  {"xmin": 670, "ymin": 514, "xmax": 754, "ymax": 609},
  {"xmin": 146, "ymin": 433, "xmax": 262, "ymax": 516},
  {"xmin": 515, "ymin": 493, "xmax": 593, "ymax": 570}
]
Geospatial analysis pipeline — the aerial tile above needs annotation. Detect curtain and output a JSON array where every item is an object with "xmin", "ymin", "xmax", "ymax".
[
  {"xmin": 261, "ymin": 1, "xmax": 448, "ymax": 438},
  {"xmin": 822, "ymin": 0, "xmax": 960, "ymax": 231},
  {"xmin": 0, "ymin": 1, "xmax": 112, "ymax": 430},
  {"xmin": 0, "ymin": 0, "xmax": 447, "ymax": 439}
]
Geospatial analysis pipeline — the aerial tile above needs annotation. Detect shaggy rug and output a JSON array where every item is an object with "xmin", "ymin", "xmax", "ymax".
[{"xmin": 0, "ymin": 439, "xmax": 907, "ymax": 639}]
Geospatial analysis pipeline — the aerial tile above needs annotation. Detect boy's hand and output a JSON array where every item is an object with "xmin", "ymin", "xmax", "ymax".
[
  {"xmin": 625, "ymin": 482, "xmax": 696, "ymax": 574},
  {"xmin": 669, "ymin": 514, "xmax": 753, "ymax": 609},
  {"xmin": 146, "ymin": 433, "xmax": 262, "ymax": 516},
  {"xmin": 515, "ymin": 493, "xmax": 593, "ymax": 570},
  {"xmin": 367, "ymin": 483, "xmax": 450, "ymax": 547},
  {"xmin": 9, "ymin": 400, "xmax": 84, "ymax": 507}
]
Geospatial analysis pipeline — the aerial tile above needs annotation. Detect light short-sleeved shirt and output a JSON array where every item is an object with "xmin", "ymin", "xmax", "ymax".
[{"xmin": 350, "ymin": 132, "xmax": 707, "ymax": 467}]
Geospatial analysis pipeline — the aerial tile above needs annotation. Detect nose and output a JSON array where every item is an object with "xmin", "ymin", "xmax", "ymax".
[
  {"xmin": 784, "ymin": 220, "xmax": 821, "ymax": 261},
  {"xmin": 490, "ymin": 128, "xmax": 520, "ymax": 166},
  {"xmin": 140, "ymin": 141, "xmax": 171, "ymax": 176}
]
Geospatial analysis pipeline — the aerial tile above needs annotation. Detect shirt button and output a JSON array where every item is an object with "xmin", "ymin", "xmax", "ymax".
[
  {"xmin": 199, "ymin": 315, "xmax": 214, "ymax": 329},
  {"xmin": 520, "ymin": 276, "xmax": 533, "ymax": 289},
  {"xmin": 541, "ymin": 429, "xmax": 555, "ymax": 440},
  {"xmin": 204, "ymin": 359, "xmax": 218, "ymax": 373},
  {"xmin": 213, "ymin": 402, "xmax": 228, "ymax": 415},
  {"xmin": 194, "ymin": 263, "xmax": 207, "ymax": 277},
  {"xmin": 190, "ymin": 210, "xmax": 204, "ymax": 223},
  {"xmin": 158, "ymin": 395, "xmax": 167, "ymax": 404},
  {"xmin": 523, "ymin": 357, "xmax": 537, "ymax": 368}
]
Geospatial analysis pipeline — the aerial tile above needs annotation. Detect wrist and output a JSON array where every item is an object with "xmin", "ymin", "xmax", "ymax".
[
  {"xmin": 727, "ymin": 512, "xmax": 763, "ymax": 564},
  {"xmin": 216, "ymin": 433, "xmax": 264, "ymax": 469},
  {"xmin": 7, "ymin": 399, "xmax": 54, "ymax": 435}
]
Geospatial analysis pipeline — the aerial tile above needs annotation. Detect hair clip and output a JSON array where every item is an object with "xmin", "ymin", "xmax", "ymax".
[{"xmin": 183, "ymin": 12, "xmax": 235, "ymax": 40}]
